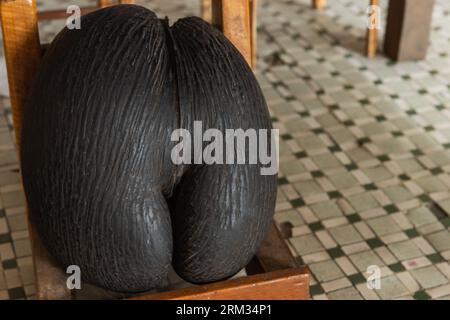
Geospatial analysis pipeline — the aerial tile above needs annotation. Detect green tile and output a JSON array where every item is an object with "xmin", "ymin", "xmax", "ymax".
[
  {"xmin": 347, "ymin": 213, "xmax": 361, "ymax": 223},
  {"xmin": 366, "ymin": 238, "xmax": 384, "ymax": 249},
  {"xmin": 309, "ymin": 221, "xmax": 324, "ymax": 232},
  {"xmin": 441, "ymin": 217, "xmax": 450, "ymax": 228},
  {"xmin": 384, "ymin": 204, "xmax": 399, "ymax": 214},
  {"xmin": 310, "ymin": 284, "xmax": 325, "ymax": 296},
  {"xmin": 388, "ymin": 262, "xmax": 406, "ymax": 272},
  {"xmin": 327, "ymin": 246, "xmax": 345, "ymax": 258},
  {"xmin": 295, "ymin": 256, "xmax": 305, "ymax": 266},
  {"xmin": 426, "ymin": 253, "xmax": 445, "ymax": 264},
  {"xmin": 278, "ymin": 177, "xmax": 289, "ymax": 185},
  {"xmin": 363, "ymin": 183, "xmax": 377, "ymax": 191},
  {"xmin": 405, "ymin": 228, "xmax": 420, "ymax": 239},
  {"xmin": 328, "ymin": 191, "xmax": 342, "ymax": 199},
  {"xmin": 290, "ymin": 198, "xmax": 305, "ymax": 208},
  {"xmin": 413, "ymin": 290, "xmax": 431, "ymax": 300},
  {"xmin": 348, "ymin": 273, "xmax": 366, "ymax": 285}
]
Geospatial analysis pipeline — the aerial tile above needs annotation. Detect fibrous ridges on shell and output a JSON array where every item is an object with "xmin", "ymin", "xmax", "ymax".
[{"xmin": 21, "ymin": 4, "xmax": 277, "ymax": 293}]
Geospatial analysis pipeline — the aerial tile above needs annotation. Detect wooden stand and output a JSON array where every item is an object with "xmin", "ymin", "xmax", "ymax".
[
  {"xmin": 0, "ymin": 0, "xmax": 309, "ymax": 300},
  {"xmin": 312, "ymin": 0, "xmax": 435, "ymax": 60},
  {"xmin": 384, "ymin": 0, "xmax": 435, "ymax": 61}
]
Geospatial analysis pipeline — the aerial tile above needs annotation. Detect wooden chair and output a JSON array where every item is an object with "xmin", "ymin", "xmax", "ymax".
[
  {"xmin": 311, "ymin": 0, "xmax": 435, "ymax": 61},
  {"xmin": 0, "ymin": 0, "xmax": 309, "ymax": 300}
]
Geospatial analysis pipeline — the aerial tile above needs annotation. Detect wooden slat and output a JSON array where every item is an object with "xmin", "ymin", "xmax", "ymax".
[
  {"xmin": 0, "ymin": 0, "xmax": 72, "ymax": 300},
  {"xmin": 201, "ymin": 0, "xmax": 212, "ymax": 23},
  {"xmin": 312, "ymin": 0, "xmax": 326, "ymax": 10},
  {"xmin": 212, "ymin": 0, "xmax": 252, "ymax": 67},
  {"xmin": 250, "ymin": 0, "xmax": 257, "ymax": 69},
  {"xmin": 130, "ymin": 267, "xmax": 309, "ymax": 300},
  {"xmin": 98, "ymin": 0, "xmax": 110, "ymax": 8},
  {"xmin": 37, "ymin": 6, "xmax": 99, "ymax": 21},
  {"xmin": 0, "ymin": 0, "xmax": 41, "ymax": 148},
  {"xmin": 366, "ymin": 0, "xmax": 379, "ymax": 57}
]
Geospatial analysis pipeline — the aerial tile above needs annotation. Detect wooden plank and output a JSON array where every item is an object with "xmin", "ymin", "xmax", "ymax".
[
  {"xmin": 212, "ymin": 0, "xmax": 252, "ymax": 67},
  {"xmin": 0, "ymin": 0, "xmax": 72, "ymax": 300},
  {"xmin": 0, "ymin": 0, "xmax": 41, "ymax": 148},
  {"xmin": 246, "ymin": 222, "xmax": 297, "ymax": 275},
  {"xmin": 201, "ymin": 0, "xmax": 212, "ymax": 23},
  {"xmin": 37, "ymin": 6, "xmax": 99, "ymax": 21},
  {"xmin": 250, "ymin": 0, "xmax": 257, "ymax": 69},
  {"xmin": 384, "ymin": 0, "xmax": 435, "ymax": 61},
  {"xmin": 366, "ymin": 0, "xmax": 379, "ymax": 57},
  {"xmin": 98, "ymin": 0, "xmax": 110, "ymax": 8},
  {"xmin": 312, "ymin": 0, "xmax": 326, "ymax": 10},
  {"xmin": 130, "ymin": 267, "xmax": 309, "ymax": 300}
]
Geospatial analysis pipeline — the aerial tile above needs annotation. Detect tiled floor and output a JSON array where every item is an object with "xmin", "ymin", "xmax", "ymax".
[{"xmin": 1, "ymin": 0, "xmax": 450, "ymax": 299}]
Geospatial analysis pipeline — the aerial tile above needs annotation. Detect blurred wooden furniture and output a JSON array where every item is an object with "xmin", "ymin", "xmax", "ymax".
[
  {"xmin": 37, "ymin": 0, "xmax": 132, "ymax": 21},
  {"xmin": 384, "ymin": 0, "xmax": 435, "ymax": 61},
  {"xmin": 312, "ymin": 0, "xmax": 435, "ymax": 61},
  {"xmin": 0, "ymin": 0, "xmax": 309, "ymax": 300},
  {"xmin": 202, "ymin": 0, "xmax": 257, "ymax": 69}
]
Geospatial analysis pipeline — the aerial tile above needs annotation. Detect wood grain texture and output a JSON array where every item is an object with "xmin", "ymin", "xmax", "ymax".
[
  {"xmin": 211, "ymin": 0, "xmax": 252, "ymax": 67},
  {"xmin": 366, "ymin": 0, "xmax": 379, "ymax": 58},
  {"xmin": 201, "ymin": 0, "xmax": 212, "ymax": 23},
  {"xmin": 0, "ymin": 0, "xmax": 41, "ymax": 149},
  {"xmin": 312, "ymin": 0, "xmax": 326, "ymax": 10},
  {"xmin": 21, "ymin": 5, "xmax": 276, "ymax": 293},
  {"xmin": 0, "ymin": 0, "xmax": 71, "ymax": 300},
  {"xmin": 131, "ymin": 267, "xmax": 309, "ymax": 300}
]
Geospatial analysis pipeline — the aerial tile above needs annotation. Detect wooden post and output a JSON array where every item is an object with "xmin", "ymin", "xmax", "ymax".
[
  {"xmin": 201, "ymin": 0, "xmax": 212, "ymax": 23},
  {"xmin": 250, "ymin": 0, "xmax": 257, "ymax": 69},
  {"xmin": 0, "ymin": 0, "xmax": 72, "ymax": 300},
  {"xmin": 384, "ymin": 0, "xmax": 435, "ymax": 61},
  {"xmin": 312, "ymin": 0, "xmax": 326, "ymax": 10},
  {"xmin": 212, "ymin": 0, "xmax": 253, "ymax": 67},
  {"xmin": 118, "ymin": 0, "xmax": 134, "ymax": 4},
  {"xmin": 366, "ymin": 0, "xmax": 379, "ymax": 57},
  {"xmin": 130, "ymin": 267, "xmax": 309, "ymax": 300},
  {"xmin": 98, "ymin": 0, "xmax": 110, "ymax": 8}
]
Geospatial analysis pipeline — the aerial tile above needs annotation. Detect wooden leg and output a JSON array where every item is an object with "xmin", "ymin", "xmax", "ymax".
[
  {"xmin": 98, "ymin": 0, "xmax": 111, "ymax": 8},
  {"xmin": 119, "ymin": 0, "xmax": 134, "ymax": 4},
  {"xmin": 366, "ymin": 0, "xmax": 379, "ymax": 58},
  {"xmin": 212, "ymin": 0, "xmax": 253, "ymax": 68},
  {"xmin": 384, "ymin": 0, "xmax": 435, "ymax": 61},
  {"xmin": 201, "ymin": 0, "xmax": 212, "ymax": 23},
  {"xmin": 0, "ymin": 0, "xmax": 71, "ymax": 300},
  {"xmin": 250, "ymin": 0, "xmax": 257, "ymax": 70},
  {"xmin": 130, "ymin": 267, "xmax": 309, "ymax": 300},
  {"xmin": 312, "ymin": 0, "xmax": 326, "ymax": 10}
]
